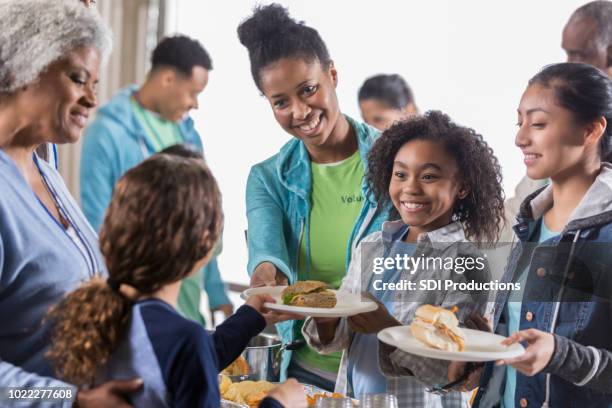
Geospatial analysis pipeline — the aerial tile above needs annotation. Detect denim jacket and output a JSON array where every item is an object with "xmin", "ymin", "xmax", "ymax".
[
  {"xmin": 474, "ymin": 163, "xmax": 612, "ymax": 408},
  {"xmin": 245, "ymin": 116, "xmax": 388, "ymax": 378}
]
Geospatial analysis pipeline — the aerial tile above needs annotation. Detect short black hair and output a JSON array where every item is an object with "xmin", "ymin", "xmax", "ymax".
[
  {"xmin": 367, "ymin": 111, "xmax": 505, "ymax": 243},
  {"xmin": 529, "ymin": 62, "xmax": 612, "ymax": 161},
  {"xmin": 237, "ymin": 3, "xmax": 331, "ymax": 90},
  {"xmin": 571, "ymin": 1, "xmax": 612, "ymax": 47},
  {"xmin": 158, "ymin": 143, "xmax": 203, "ymax": 160},
  {"xmin": 151, "ymin": 35, "xmax": 212, "ymax": 76},
  {"xmin": 358, "ymin": 74, "xmax": 415, "ymax": 110}
]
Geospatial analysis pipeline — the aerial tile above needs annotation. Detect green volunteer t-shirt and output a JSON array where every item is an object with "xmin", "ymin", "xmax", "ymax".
[
  {"xmin": 177, "ymin": 269, "xmax": 206, "ymax": 326},
  {"xmin": 131, "ymin": 97, "xmax": 183, "ymax": 151},
  {"xmin": 294, "ymin": 150, "xmax": 365, "ymax": 375}
]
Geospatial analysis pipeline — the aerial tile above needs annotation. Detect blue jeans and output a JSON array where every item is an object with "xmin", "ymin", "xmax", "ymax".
[{"xmin": 286, "ymin": 361, "xmax": 336, "ymax": 392}]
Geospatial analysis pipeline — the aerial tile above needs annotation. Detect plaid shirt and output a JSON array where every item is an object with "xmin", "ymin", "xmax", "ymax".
[{"xmin": 303, "ymin": 220, "xmax": 491, "ymax": 407}]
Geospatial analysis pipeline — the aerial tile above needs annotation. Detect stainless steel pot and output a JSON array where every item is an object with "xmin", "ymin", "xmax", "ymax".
[{"xmin": 229, "ymin": 334, "xmax": 305, "ymax": 382}]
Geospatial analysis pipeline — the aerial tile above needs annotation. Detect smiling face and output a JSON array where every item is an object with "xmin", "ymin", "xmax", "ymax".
[
  {"xmin": 158, "ymin": 66, "xmax": 208, "ymax": 122},
  {"xmin": 24, "ymin": 46, "xmax": 100, "ymax": 144},
  {"xmin": 259, "ymin": 57, "xmax": 341, "ymax": 148},
  {"xmin": 516, "ymin": 83, "xmax": 594, "ymax": 180},
  {"xmin": 389, "ymin": 139, "xmax": 464, "ymax": 234}
]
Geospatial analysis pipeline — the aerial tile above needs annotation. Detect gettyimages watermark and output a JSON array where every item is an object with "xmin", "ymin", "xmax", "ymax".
[{"xmin": 358, "ymin": 241, "xmax": 612, "ymax": 304}]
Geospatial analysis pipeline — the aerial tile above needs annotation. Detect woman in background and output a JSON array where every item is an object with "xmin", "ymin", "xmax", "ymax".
[{"xmin": 358, "ymin": 74, "xmax": 417, "ymax": 131}]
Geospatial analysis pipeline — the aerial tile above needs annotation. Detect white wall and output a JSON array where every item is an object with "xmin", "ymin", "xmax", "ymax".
[{"xmin": 170, "ymin": 0, "xmax": 587, "ymax": 285}]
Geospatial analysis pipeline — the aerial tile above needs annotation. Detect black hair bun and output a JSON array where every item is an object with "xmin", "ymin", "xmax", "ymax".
[{"xmin": 237, "ymin": 3, "xmax": 296, "ymax": 50}]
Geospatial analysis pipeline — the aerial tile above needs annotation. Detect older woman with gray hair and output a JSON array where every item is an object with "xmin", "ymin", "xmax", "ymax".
[{"xmin": 0, "ymin": 1, "xmax": 139, "ymax": 407}]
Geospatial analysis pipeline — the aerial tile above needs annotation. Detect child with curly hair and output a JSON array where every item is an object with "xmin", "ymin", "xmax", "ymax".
[
  {"xmin": 46, "ymin": 154, "xmax": 305, "ymax": 408},
  {"xmin": 302, "ymin": 111, "xmax": 504, "ymax": 406}
]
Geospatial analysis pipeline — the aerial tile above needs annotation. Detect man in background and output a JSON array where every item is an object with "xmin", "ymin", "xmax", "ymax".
[
  {"xmin": 80, "ymin": 35, "xmax": 233, "ymax": 324},
  {"xmin": 563, "ymin": 0, "xmax": 612, "ymax": 76}
]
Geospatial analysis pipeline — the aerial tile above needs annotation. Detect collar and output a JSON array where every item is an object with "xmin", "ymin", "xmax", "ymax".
[
  {"xmin": 515, "ymin": 163, "xmax": 612, "ymax": 237},
  {"xmin": 275, "ymin": 115, "xmax": 379, "ymax": 202},
  {"xmin": 381, "ymin": 219, "xmax": 467, "ymax": 250}
]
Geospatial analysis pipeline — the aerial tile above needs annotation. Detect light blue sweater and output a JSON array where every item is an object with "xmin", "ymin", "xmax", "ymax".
[{"xmin": 0, "ymin": 150, "xmax": 106, "ymax": 406}]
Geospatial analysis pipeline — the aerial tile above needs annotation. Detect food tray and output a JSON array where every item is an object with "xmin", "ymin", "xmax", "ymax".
[
  {"xmin": 221, "ymin": 399, "xmax": 249, "ymax": 408},
  {"xmin": 221, "ymin": 381, "xmax": 359, "ymax": 407}
]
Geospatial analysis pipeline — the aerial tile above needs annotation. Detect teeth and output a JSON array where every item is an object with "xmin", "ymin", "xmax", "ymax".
[
  {"xmin": 524, "ymin": 154, "xmax": 539, "ymax": 160},
  {"xmin": 72, "ymin": 114, "xmax": 87, "ymax": 126},
  {"xmin": 299, "ymin": 115, "xmax": 320, "ymax": 132},
  {"xmin": 402, "ymin": 202, "xmax": 425, "ymax": 209}
]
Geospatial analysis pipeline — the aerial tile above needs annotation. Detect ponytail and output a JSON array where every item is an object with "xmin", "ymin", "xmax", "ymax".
[{"xmin": 46, "ymin": 276, "xmax": 131, "ymax": 386}]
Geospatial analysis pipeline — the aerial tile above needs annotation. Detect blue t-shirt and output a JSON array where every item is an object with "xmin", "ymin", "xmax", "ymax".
[
  {"xmin": 348, "ymin": 226, "xmax": 415, "ymax": 397},
  {"xmin": 98, "ymin": 300, "xmax": 282, "ymax": 408},
  {"xmin": 503, "ymin": 219, "xmax": 559, "ymax": 408}
]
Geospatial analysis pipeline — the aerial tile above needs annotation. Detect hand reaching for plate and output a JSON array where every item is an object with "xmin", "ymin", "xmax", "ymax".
[
  {"xmin": 446, "ymin": 312, "xmax": 491, "ymax": 390},
  {"xmin": 495, "ymin": 328, "xmax": 554, "ymax": 376},
  {"xmin": 347, "ymin": 293, "xmax": 401, "ymax": 334},
  {"xmin": 245, "ymin": 294, "xmax": 302, "ymax": 325}
]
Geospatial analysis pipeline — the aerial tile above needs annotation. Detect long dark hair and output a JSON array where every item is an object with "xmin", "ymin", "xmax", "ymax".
[{"xmin": 529, "ymin": 62, "xmax": 612, "ymax": 162}]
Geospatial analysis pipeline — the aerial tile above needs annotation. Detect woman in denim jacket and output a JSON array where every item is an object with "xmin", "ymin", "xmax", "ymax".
[
  {"xmin": 468, "ymin": 63, "xmax": 612, "ymax": 407},
  {"xmin": 237, "ymin": 4, "xmax": 388, "ymax": 386}
]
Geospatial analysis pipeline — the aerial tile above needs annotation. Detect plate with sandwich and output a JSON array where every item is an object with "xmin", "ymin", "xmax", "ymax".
[
  {"xmin": 242, "ymin": 280, "xmax": 378, "ymax": 317},
  {"xmin": 377, "ymin": 305, "xmax": 525, "ymax": 362}
]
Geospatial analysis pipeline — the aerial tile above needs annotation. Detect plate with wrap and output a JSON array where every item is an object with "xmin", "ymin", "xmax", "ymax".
[{"xmin": 241, "ymin": 281, "xmax": 378, "ymax": 317}]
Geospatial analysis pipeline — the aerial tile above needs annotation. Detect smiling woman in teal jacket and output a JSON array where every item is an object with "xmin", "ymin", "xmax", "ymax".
[{"xmin": 238, "ymin": 4, "xmax": 388, "ymax": 388}]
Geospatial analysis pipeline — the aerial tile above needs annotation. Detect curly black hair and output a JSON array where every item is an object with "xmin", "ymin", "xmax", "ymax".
[
  {"xmin": 151, "ymin": 35, "xmax": 212, "ymax": 76},
  {"xmin": 367, "ymin": 111, "xmax": 505, "ymax": 242},
  {"xmin": 237, "ymin": 3, "xmax": 331, "ymax": 90}
]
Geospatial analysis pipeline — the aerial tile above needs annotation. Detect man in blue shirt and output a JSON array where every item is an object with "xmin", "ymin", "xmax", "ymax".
[{"xmin": 80, "ymin": 35, "xmax": 232, "ymax": 324}]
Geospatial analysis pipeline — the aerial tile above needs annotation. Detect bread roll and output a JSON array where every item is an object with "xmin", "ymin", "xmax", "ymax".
[{"xmin": 410, "ymin": 305, "xmax": 465, "ymax": 351}]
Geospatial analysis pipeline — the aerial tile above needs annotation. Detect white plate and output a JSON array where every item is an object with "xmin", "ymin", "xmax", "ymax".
[
  {"xmin": 241, "ymin": 286, "xmax": 378, "ymax": 317},
  {"xmin": 377, "ymin": 326, "xmax": 525, "ymax": 362}
]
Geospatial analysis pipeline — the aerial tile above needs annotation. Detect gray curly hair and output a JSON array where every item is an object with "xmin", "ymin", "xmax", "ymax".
[{"xmin": 0, "ymin": 0, "xmax": 112, "ymax": 93}]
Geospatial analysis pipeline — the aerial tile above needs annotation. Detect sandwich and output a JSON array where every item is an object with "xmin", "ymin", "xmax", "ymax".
[
  {"xmin": 281, "ymin": 280, "xmax": 337, "ymax": 308},
  {"xmin": 410, "ymin": 305, "xmax": 466, "ymax": 352}
]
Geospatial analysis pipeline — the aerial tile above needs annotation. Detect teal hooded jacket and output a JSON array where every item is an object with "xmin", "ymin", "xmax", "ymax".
[{"xmin": 246, "ymin": 116, "xmax": 389, "ymax": 379}]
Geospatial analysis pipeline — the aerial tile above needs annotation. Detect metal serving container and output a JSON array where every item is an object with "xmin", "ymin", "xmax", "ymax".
[
  {"xmin": 230, "ymin": 333, "xmax": 284, "ymax": 382},
  {"xmin": 220, "ymin": 400, "xmax": 248, "ymax": 408}
]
